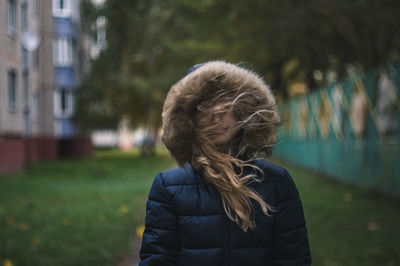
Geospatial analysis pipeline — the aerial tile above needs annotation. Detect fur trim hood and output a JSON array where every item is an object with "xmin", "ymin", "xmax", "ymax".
[{"xmin": 162, "ymin": 61, "xmax": 280, "ymax": 166}]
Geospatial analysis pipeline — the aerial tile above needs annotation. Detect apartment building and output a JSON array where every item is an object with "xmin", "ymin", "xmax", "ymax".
[
  {"xmin": 52, "ymin": 0, "xmax": 92, "ymax": 157},
  {"xmin": 0, "ymin": 0, "xmax": 92, "ymax": 174}
]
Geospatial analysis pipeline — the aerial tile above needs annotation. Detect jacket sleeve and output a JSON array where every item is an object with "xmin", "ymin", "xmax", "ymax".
[
  {"xmin": 139, "ymin": 173, "xmax": 179, "ymax": 266},
  {"xmin": 272, "ymin": 169, "xmax": 311, "ymax": 266}
]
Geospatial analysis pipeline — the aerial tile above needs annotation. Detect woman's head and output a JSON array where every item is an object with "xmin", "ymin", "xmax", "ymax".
[
  {"xmin": 162, "ymin": 60, "xmax": 280, "ymax": 165},
  {"xmin": 162, "ymin": 61, "xmax": 280, "ymax": 231},
  {"xmin": 195, "ymin": 102, "xmax": 239, "ymax": 146}
]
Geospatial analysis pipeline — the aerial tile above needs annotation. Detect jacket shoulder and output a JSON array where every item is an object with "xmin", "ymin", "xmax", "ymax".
[
  {"xmin": 252, "ymin": 159, "xmax": 300, "ymax": 202},
  {"xmin": 253, "ymin": 158, "xmax": 290, "ymax": 181},
  {"xmin": 159, "ymin": 164, "xmax": 199, "ymax": 186}
]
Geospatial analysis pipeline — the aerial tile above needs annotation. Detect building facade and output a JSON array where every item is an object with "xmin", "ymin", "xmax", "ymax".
[
  {"xmin": 0, "ymin": 0, "xmax": 92, "ymax": 174},
  {"xmin": 51, "ymin": 0, "xmax": 92, "ymax": 157}
]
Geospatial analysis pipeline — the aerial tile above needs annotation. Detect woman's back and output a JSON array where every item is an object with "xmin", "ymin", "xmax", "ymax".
[{"xmin": 140, "ymin": 159, "xmax": 311, "ymax": 266}]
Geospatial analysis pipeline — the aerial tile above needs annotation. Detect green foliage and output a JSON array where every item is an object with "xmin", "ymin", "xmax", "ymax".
[{"xmin": 78, "ymin": 0, "xmax": 400, "ymax": 129}]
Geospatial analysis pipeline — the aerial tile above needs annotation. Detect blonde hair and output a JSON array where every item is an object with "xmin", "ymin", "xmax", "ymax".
[{"xmin": 191, "ymin": 85, "xmax": 279, "ymax": 231}]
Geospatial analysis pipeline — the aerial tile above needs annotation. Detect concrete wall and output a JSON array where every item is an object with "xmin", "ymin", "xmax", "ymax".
[
  {"xmin": 39, "ymin": 0, "xmax": 56, "ymax": 137},
  {"xmin": 0, "ymin": 0, "xmax": 24, "ymax": 136}
]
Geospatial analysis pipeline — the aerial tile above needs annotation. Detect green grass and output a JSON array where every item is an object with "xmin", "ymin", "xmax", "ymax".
[
  {"xmin": 1, "ymin": 150, "xmax": 399, "ymax": 266},
  {"xmin": 279, "ymin": 161, "xmax": 400, "ymax": 266},
  {"xmin": 0, "ymin": 149, "xmax": 175, "ymax": 266}
]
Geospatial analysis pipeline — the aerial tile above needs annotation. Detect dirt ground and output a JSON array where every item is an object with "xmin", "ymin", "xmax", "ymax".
[{"xmin": 116, "ymin": 237, "xmax": 142, "ymax": 266}]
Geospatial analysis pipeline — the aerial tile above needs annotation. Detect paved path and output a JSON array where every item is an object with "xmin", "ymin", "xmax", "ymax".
[{"xmin": 116, "ymin": 237, "xmax": 141, "ymax": 266}]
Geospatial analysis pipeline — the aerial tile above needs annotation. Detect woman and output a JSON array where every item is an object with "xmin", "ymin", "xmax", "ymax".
[{"xmin": 139, "ymin": 61, "xmax": 311, "ymax": 266}]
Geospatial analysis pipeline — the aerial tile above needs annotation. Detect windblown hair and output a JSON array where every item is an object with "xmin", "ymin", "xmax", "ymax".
[{"xmin": 162, "ymin": 61, "xmax": 281, "ymax": 231}]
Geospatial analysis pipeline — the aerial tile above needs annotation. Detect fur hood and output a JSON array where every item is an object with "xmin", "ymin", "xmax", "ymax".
[{"xmin": 162, "ymin": 61, "xmax": 280, "ymax": 166}]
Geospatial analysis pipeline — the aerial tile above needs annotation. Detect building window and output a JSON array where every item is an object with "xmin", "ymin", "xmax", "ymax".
[
  {"xmin": 21, "ymin": 1, "xmax": 28, "ymax": 31},
  {"xmin": 33, "ymin": 49, "xmax": 39, "ymax": 68},
  {"xmin": 8, "ymin": 69, "xmax": 18, "ymax": 111},
  {"xmin": 96, "ymin": 16, "xmax": 107, "ymax": 44},
  {"xmin": 32, "ymin": 92, "xmax": 39, "ymax": 120},
  {"xmin": 54, "ymin": 88, "xmax": 74, "ymax": 118},
  {"xmin": 7, "ymin": 0, "xmax": 17, "ymax": 36},
  {"xmin": 53, "ymin": 38, "xmax": 74, "ymax": 66},
  {"xmin": 32, "ymin": 0, "xmax": 39, "ymax": 16},
  {"xmin": 90, "ymin": 16, "xmax": 107, "ymax": 59},
  {"xmin": 23, "ymin": 71, "xmax": 29, "ymax": 105},
  {"xmin": 52, "ymin": 0, "xmax": 72, "ymax": 17}
]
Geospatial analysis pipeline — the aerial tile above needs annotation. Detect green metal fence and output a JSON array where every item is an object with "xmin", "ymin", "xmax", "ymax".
[{"xmin": 274, "ymin": 61, "xmax": 400, "ymax": 197}]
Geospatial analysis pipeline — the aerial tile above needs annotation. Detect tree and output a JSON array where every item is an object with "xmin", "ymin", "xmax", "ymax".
[{"xmin": 77, "ymin": 0, "xmax": 400, "ymax": 138}]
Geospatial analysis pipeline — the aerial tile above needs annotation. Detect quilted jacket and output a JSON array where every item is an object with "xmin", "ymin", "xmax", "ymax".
[{"xmin": 139, "ymin": 159, "xmax": 311, "ymax": 266}]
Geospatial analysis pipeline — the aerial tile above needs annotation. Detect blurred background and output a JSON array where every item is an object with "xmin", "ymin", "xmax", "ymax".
[{"xmin": 0, "ymin": 0, "xmax": 399, "ymax": 265}]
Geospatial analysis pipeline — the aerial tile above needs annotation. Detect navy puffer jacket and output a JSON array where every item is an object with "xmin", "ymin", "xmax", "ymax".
[{"xmin": 139, "ymin": 159, "xmax": 311, "ymax": 266}]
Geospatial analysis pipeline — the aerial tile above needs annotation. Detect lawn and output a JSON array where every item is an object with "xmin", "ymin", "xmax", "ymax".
[
  {"xmin": 281, "ymin": 161, "xmax": 400, "ymax": 266},
  {"xmin": 1, "ymin": 149, "xmax": 399, "ymax": 266},
  {"xmin": 0, "ymin": 149, "xmax": 175, "ymax": 266}
]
